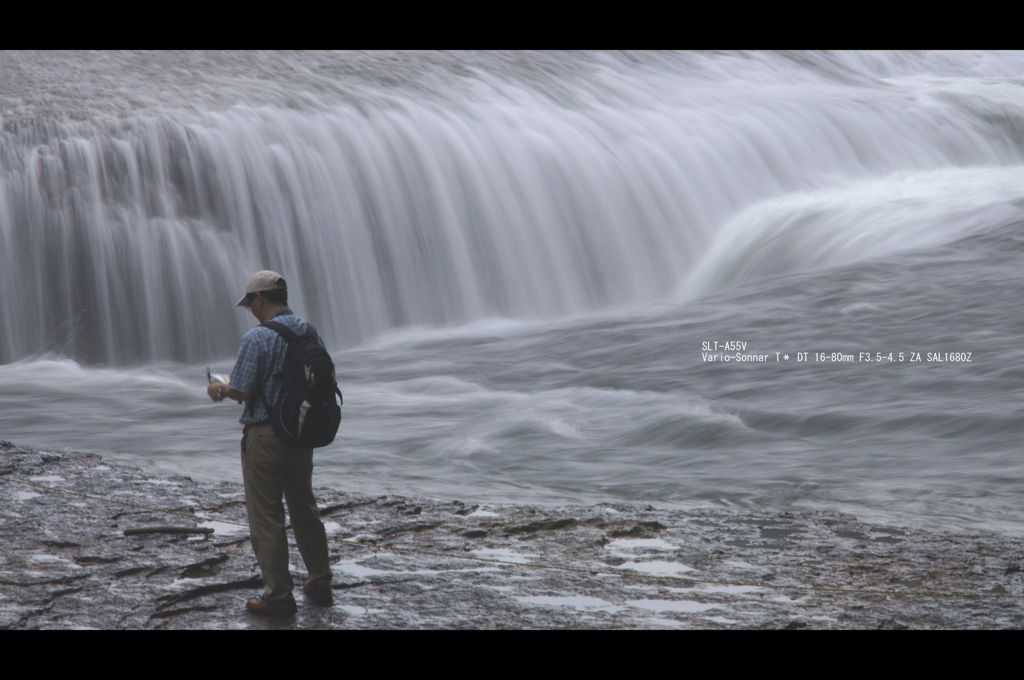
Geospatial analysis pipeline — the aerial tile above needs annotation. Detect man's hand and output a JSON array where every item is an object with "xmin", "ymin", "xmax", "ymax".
[{"xmin": 207, "ymin": 382, "xmax": 229, "ymax": 401}]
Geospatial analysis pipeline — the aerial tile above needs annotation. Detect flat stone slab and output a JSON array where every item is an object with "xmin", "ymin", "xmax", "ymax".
[{"xmin": 1, "ymin": 440, "xmax": 1022, "ymax": 629}]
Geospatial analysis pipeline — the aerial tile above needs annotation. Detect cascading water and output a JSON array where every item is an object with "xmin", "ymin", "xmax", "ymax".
[
  {"xmin": 2, "ymin": 51, "xmax": 1024, "ymax": 535},
  {"xmin": 3, "ymin": 50, "xmax": 1024, "ymax": 363}
]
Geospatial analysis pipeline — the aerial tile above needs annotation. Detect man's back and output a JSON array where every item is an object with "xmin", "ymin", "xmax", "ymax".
[{"xmin": 231, "ymin": 309, "xmax": 314, "ymax": 426}]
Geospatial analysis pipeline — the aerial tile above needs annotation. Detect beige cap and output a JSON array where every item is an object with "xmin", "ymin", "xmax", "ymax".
[{"xmin": 236, "ymin": 270, "xmax": 287, "ymax": 307}]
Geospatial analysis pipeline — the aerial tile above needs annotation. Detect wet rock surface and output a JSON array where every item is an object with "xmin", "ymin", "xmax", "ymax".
[{"xmin": 2, "ymin": 440, "xmax": 1023, "ymax": 629}]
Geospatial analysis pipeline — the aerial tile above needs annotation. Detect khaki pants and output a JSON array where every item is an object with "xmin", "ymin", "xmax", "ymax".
[{"xmin": 241, "ymin": 423, "xmax": 331, "ymax": 602}]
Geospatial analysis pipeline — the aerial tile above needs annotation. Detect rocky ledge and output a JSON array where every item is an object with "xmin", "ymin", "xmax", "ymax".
[{"xmin": 1, "ymin": 440, "xmax": 1022, "ymax": 629}]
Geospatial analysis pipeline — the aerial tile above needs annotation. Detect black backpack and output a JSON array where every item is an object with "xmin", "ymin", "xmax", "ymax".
[{"xmin": 259, "ymin": 320, "xmax": 343, "ymax": 448}]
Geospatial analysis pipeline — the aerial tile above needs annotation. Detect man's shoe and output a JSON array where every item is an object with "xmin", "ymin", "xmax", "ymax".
[
  {"xmin": 303, "ymin": 581, "xmax": 333, "ymax": 606},
  {"xmin": 245, "ymin": 595, "xmax": 297, "ymax": 616}
]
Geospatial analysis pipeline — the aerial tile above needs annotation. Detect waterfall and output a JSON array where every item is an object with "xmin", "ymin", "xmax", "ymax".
[{"xmin": 2, "ymin": 50, "xmax": 1023, "ymax": 364}]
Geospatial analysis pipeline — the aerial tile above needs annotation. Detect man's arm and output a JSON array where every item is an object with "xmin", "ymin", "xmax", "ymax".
[
  {"xmin": 210, "ymin": 328, "xmax": 264, "ymax": 405},
  {"xmin": 207, "ymin": 382, "xmax": 247, "ymax": 403}
]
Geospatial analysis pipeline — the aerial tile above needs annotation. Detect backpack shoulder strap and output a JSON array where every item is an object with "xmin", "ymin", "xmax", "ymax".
[
  {"xmin": 263, "ymin": 320, "xmax": 320, "ymax": 343},
  {"xmin": 261, "ymin": 320, "xmax": 300, "ymax": 343},
  {"xmin": 254, "ymin": 320, "xmax": 297, "ymax": 417}
]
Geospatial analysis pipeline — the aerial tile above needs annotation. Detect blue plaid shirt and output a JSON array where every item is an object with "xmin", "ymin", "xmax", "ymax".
[{"xmin": 230, "ymin": 309, "xmax": 312, "ymax": 426}]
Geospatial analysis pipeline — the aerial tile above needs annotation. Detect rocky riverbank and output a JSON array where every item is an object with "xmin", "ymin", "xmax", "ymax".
[{"xmin": 1, "ymin": 440, "xmax": 1022, "ymax": 629}]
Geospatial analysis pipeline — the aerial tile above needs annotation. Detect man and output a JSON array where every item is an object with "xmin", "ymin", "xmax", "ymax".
[{"xmin": 207, "ymin": 270, "xmax": 333, "ymax": 616}]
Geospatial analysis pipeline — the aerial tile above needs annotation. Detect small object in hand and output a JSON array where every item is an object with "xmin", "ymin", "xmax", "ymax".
[
  {"xmin": 207, "ymin": 367, "xmax": 229, "ymax": 385},
  {"xmin": 207, "ymin": 368, "xmax": 238, "ymax": 403}
]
